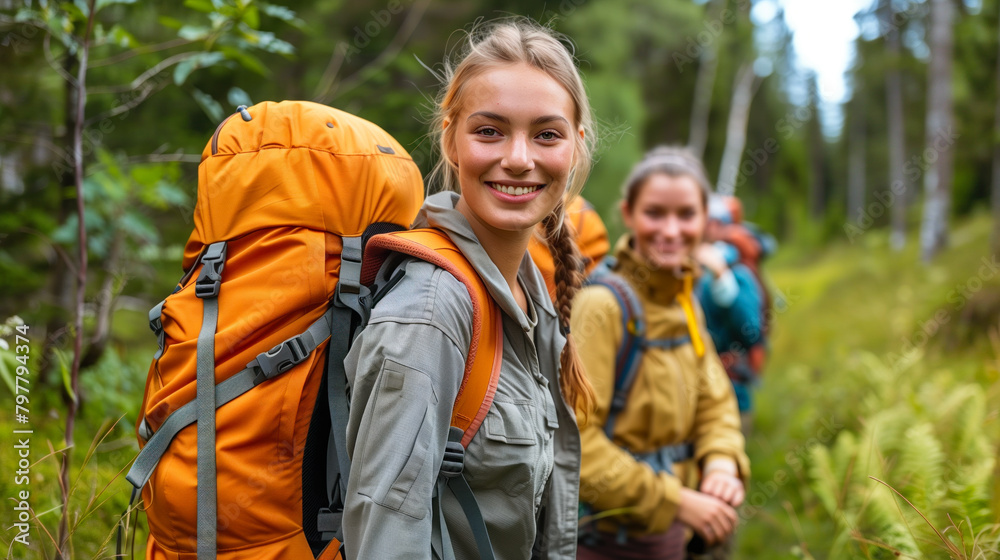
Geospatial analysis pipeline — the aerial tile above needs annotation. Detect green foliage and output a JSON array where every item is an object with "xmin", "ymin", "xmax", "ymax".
[{"xmin": 738, "ymin": 213, "xmax": 1000, "ymax": 559}]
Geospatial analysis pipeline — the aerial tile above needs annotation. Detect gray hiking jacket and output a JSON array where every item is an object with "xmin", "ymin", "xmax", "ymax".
[{"xmin": 343, "ymin": 191, "xmax": 582, "ymax": 560}]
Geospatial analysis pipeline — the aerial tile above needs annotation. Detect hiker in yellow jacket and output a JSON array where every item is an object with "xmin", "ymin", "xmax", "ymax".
[{"xmin": 572, "ymin": 147, "xmax": 749, "ymax": 560}]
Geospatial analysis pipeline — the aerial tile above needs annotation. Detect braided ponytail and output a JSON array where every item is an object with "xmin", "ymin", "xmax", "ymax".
[{"xmin": 542, "ymin": 201, "xmax": 596, "ymax": 417}]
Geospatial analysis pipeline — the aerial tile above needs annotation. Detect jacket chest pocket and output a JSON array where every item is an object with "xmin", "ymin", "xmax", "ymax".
[{"xmin": 466, "ymin": 399, "xmax": 539, "ymax": 497}]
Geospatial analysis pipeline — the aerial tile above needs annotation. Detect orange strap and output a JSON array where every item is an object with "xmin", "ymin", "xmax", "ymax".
[
  {"xmin": 362, "ymin": 229, "xmax": 503, "ymax": 448},
  {"xmin": 678, "ymin": 275, "xmax": 706, "ymax": 359}
]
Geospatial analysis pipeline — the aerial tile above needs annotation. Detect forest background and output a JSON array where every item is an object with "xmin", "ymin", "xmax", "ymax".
[{"xmin": 1, "ymin": 0, "xmax": 999, "ymax": 558}]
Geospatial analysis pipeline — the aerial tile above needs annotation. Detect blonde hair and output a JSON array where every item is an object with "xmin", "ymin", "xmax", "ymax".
[{"xmin": 429, "ymin": 17, "xmax": 596, "ymax": 413}]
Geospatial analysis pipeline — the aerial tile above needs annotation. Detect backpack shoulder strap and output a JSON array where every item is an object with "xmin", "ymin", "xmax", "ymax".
[
  {"xmin": 364, "ymin": 228, "xmax": 501, "ymax": 560},
  {"xmin": 362, "ymin": 228, "xmax": 503, "ymax": 448},
  {"xmin": 586, "ymin": 259, "xmax": 646, "ymax": 438}
]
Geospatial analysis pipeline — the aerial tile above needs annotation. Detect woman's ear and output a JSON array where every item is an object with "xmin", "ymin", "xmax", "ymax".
[{"xmin": 619, "ymin": 199, "xmax": 634, "ymax": 231}]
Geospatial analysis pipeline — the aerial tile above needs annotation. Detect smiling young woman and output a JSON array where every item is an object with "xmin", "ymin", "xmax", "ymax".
[
  {"xmin": 572, "ymin": 147, "xmax": 750, "ymax": 560},
  {"xmin": 343, "ymin": 18, "xmax": 596, "ymax": 560}
]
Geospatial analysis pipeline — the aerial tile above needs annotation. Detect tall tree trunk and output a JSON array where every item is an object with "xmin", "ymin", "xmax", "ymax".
[
  {"xmin": 716, "ymin": 63, "xmax": 757, "ymax": 195},
  {"xmin": 687, "ymin": 0, "xmax": 722, "ymax": 160},
  {"xmin": 848, "ymin": 103, "xmax": 866, "ymax": 226},
  {"xmin": 806, "ymin": 74, "xmax": 828, "ymax": 218},
  {"xmin": 992, "ymin": 9, "xmax": 1000, "ymax": 251},
  {"xmin": 920, "ymin": 0, "xmax": 956, "ymax": 262},
  {"xmin": 885, "ymin": 0, "xmax": 909, "ymax": 250}
]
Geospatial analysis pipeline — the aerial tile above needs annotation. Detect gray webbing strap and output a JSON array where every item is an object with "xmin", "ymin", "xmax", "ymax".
[
  {"xmin": 324, "ymin": 236, "xmax": 367, "ymax": 513},
  {"xmin": 633, "ymin": 441, "xmax": 695, "ymax": 476},
  {"xmin": 126, "ymin": 310, "xmax": 334, "ymax": 490},
  {"xmin": 644, "ymin": 334, "xmax": 692, "ymax": 350},
  {"xmin": 149, "ymin": 300, "xmax": 166, "ymax": 360},
  {"xmin": 194, "ymin": 241, "xmax": 226, "ymax": 559},
  {"xmin": 440, "ymin": 426, "xmax": 495, "ymax": 560},
  {"xmin": 318, "ymin": 303, "xmax": 354, "ymax": 543},
  {"xmin": 431, "ymin": 480, "xmax": 455, "ymax": 560},
  {"xmin": 325, "ymin": 306, "xmax": 354, "ymax": 505},
  {"xmin": 447, "ymin": 473, "xmax": 495, "ymax": 560}
]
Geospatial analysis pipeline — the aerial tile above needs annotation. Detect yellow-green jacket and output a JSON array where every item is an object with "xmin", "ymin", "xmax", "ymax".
[{"xmin": 572, "ymin": 236, "xmax": 750, "ymax": 535}]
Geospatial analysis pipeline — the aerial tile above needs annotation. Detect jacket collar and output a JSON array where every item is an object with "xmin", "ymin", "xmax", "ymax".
[
  {"xmin": 413, "ymin": 191, "xmax": 557, "ymax": 330},
  {"xmin": 612, "ymin": 234, "xmax": 696, "ymax": 306}
]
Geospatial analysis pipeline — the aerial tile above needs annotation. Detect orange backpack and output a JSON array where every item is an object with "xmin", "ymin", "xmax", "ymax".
[
  {"xmin": 527, "ymin": 196, "xmax": 609, "ymax": 301},
  {"xmin": 124, "ymin": 101, "xmax": 501, "ymax": 559}
]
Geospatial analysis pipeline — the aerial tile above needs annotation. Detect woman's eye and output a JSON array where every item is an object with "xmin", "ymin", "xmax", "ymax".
[
  {"xmin": 476, "ymin": 127, "xmax": 499, "ymax": 137},
  {"xmin": 538, "ymin": 131, "xmax": 558, "ymax": 141}
]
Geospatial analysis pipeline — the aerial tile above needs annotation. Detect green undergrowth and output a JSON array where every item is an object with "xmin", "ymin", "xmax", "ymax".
[{"xmin": 736, "ymin": 211, "xmax": 1000, "ymax": 559}]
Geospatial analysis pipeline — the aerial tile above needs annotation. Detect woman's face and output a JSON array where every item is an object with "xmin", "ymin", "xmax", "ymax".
[
  {"xmin": 621, "ymin": 173, "xmax": 706, "ymax": 270},
  {"xmin": 447, "ymin": 62, "xmax": 578, "ymax": 235}
]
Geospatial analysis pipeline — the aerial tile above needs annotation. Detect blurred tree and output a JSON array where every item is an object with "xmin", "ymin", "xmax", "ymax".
[
  {"xmin": 805, "ymin": 72, "xmax": 830, "ymax": 219},
  {"xmin": 883, "ymin": 0, "xmax": 910, "ymax": 250},
  {"xmin": 920, "ymin": 0, "xmax": 956, "ymax": 261},
  {"xmin": 994, "ymin": 9, "xmax": 1000, "ymax": 250},
  {"xmin": 848, "ymin": 76, "xmax": 867, "ymax": 226},
  {"xmin": 687, "ymin": 0, "xmax": 724, "ymax": 159},
  {"xmin": 717, "ymin": 62, "xmax": 759, "ymax": 195}
]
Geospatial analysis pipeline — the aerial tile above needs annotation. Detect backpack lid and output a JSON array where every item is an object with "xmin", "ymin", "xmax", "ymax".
[{"xmin": 184, "ymin": 101, "xmax": 424, "ymax": 271}]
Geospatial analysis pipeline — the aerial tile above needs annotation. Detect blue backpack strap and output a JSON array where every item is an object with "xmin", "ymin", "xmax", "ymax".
[{"xmin": 586, "ymin": 259, "xmax": 646, "ymax": 439}]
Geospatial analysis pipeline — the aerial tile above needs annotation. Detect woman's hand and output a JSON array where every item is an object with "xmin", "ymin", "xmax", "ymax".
[
  {"xmin": 700, "ymin": 471, "xmax": 745, "ymax": 507},
  {"xmin": 676, "ymin": 487, "xmax": 738, "ymax": 545},
  {"xmin": 694, "ymin": 243, "xmax": 728, "ymax": 278}
]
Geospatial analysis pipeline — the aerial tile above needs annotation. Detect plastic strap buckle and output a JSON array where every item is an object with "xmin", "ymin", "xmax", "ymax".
[
  {"xmin": 249, "ymin": 336, "xmax": 310, "ymax": 384},
  {"xmin": 339, "ymin": 238, "xmax": 363, "ymax": 295},
  {"xmin": 317, "ymin": 507, "xmax": 343, "ymax": 541},
  {"xmin": 149, "ymin": 313, "xmax": 163, "ymax": 337},
  {"xmin": 440, "ymin": 437, "xmax": 465, "ymax": 478},
  {"xmin": 195, "ymin": 242, "xmax": 227, "ymax": 299}
]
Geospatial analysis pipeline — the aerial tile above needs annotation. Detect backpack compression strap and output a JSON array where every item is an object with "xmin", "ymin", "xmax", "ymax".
[
  {"xmin": 362, "ymin": 228, "xmax": 502, "ymax": 560},
  {"xmin": 194, "ymin": 241, "xmax": 227, "ymax": 559}
]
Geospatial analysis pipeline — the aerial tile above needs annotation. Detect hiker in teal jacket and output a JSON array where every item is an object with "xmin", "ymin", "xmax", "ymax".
[
  {"xmin": 695, "ymin": 240, "xmax": 764, "ymax": 414},
  {"xmin": 695, "ymin": 195, "xmax": 771, "ymax": 430}
]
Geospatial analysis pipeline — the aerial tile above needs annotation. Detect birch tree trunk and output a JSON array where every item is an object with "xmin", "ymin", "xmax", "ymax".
[
  {"xmin": 716, "ymin": 63, "xmax": 757, "ymax": 195},
  {"xmin": 687, "ymin": 0, "xmax": 723, "ymax": 160},
  {"xmin": 885, "ymin": 0, "xmax": 908, "ymax": 250},
  {"xmin": 920, "ymin": 0, "xmax": 955, "ymax": 262}
]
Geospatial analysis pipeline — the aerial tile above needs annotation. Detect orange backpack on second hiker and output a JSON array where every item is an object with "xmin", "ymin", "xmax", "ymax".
[
  {"xmin": 528, "ymin": 196, "xmax": 609, "ymax": 301},
  {"xmin": 125, "ymin": 101, "xmax": 501, "ymax": 560}
]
